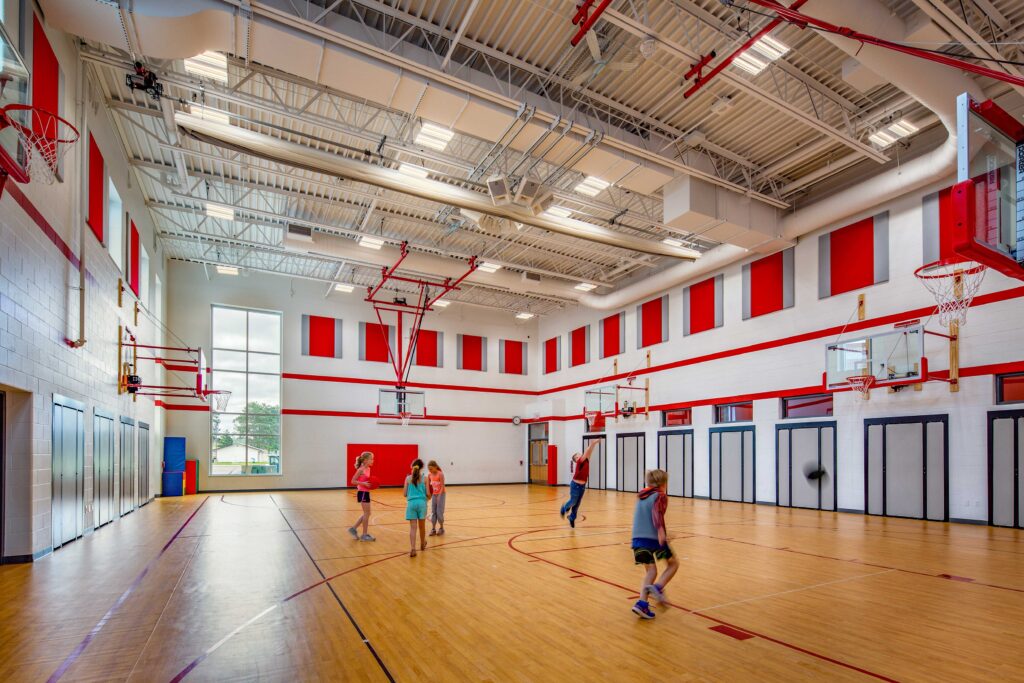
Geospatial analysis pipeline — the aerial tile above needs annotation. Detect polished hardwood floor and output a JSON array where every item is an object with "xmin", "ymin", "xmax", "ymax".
[{"xmin": 1, "ymin": 485, "xmax": 1022, "ymax": 682}]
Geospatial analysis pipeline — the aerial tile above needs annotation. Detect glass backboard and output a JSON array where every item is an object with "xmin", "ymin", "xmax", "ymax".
[
  {"xmin": 583, "ymin": 384, "xmax": 616, "ymax": 415},
  {"xmin": 825, "ymin": 326, "xmax": 924, "ymax": 389},
  {"xmin": 0, "ymin": 20, "xmax": 28, "ymax": 181},
  {"xmin": 378, "ymin": 388, "xmax": 426, "ymax": 418}
]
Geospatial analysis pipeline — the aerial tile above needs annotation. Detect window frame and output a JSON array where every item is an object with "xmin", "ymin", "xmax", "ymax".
[
  {"xmin": 780, "ymin": 393, "xmax": 834, "ymax": 419},
  {"xmin": 106, "ymin": 177, "xmax": 124, "ymax": 271},
  {"xmin": 661, "ymin": 407, "xmax": 692, "ymax": 428},
  {"xmin": 209, "ymin": 304, "xmax": 283, "ymax": 477},
  {"xmin": 713, "ymin": 401, "xmax": 754, "ymax": 424},
  {"xmin": 996, "ymin": 372, "xmax": 1024, "ymax": 405}
]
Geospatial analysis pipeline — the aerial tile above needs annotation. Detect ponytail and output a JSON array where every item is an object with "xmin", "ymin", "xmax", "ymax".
[
  {"xmin": 410, "ymin": 458, "xmax": 424, "ymax": 485},
  {"xmin": 355, "ymin": 451, "xmax": 372, "ymax": 469}
]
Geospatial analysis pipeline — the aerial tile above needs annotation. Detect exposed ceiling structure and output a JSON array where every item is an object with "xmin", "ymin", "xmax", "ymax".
[{"xmin": 47, "ymin": 0, "xmax": 1024, "ymax": 315}]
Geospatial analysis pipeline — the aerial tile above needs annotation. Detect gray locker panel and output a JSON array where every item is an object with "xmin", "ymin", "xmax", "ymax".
[
  {"xmin": 791, "ymin": 428, "xmax": 820, "ymax": 509},
  {"xmin": 926, "ymin": 421, "xmax": 946, "ymax": 521},
  {"xmin": 886, "ymin": 423, "xmax": 924, "ymax": 519},
  {"xmin": 777, "ymin": 430, "xmax": 791, "ymax": 507},
  {"xmin": 991, "ymin": 418, "xmax": 1014, "ymax": 527},
  {"xmin": 721, "ymin": 431, "xmax": 743, "ymax": 502},
  {"xmin": 664, "ymin": 434, "xmax": 685, "ymax": 497},
  {"xmin": 867, "ymin": 424, "xmax": 885, "ymax": 515},
  {"xmin": 683, "ymin": 435, "xmax": 693, "ymax": 497},
  {"xmin": 710, "ymin": 433, "xmax": 721, "ymax": 499},
  {"xmin": 620, "ymin": 436, "xmax": 640, "ymax": 492},
  {"xmin": 585, "ymin": 437, "xmax": 606, "ymax": 490},
  {"xmin": 742, "ymin": 430, "xmax": 754, "ymax": 502},
  {"xmin": 820, "ymin": 427, "xmax": 836, "ymax": 511}
]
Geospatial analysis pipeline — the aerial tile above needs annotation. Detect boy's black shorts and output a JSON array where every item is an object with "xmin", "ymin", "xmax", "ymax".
[{"xmin": 632, "ymin": 544, "xmax": 673, "ymax": 565}]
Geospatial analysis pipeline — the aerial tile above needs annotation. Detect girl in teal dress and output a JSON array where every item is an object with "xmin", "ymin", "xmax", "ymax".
[{"xmin": 403, "ymin": 458, "xmax": 431, "ymax": 557}]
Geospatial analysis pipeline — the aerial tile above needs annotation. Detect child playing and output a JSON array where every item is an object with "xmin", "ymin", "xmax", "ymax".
[
  {"xmin": 403, "ymin": 458, "xmax": 431, "ymax": 557},
  {"xmin": 631, "ymin": 469, "xmax": 679, "ymax": 620},
  {"xmin": 347, "ymin": 451, "xmax": 375, "ymax": 541},
  {"xmin": 427, "ymin": 460, "xmax": 446, "ymax": 536},
  {"xmin": 559, "ymin": 440, "xmax": 598, "ymax": 528}
]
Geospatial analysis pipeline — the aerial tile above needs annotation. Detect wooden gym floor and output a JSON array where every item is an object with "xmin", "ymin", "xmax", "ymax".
[{"xmin": 1, "ymin": 486, "xmax": 1022, "ymax": 682}]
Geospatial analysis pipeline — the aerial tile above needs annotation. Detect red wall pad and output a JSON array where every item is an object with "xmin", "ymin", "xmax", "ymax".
[
  {"xmin": 544, "ymin": 336, "xmax": 561, "ymax": 374},
  {"xmin": 819, "ymin": 212, "xmax": 889, "ymax": 298},
  {"xmin": 499, "ymin": 339, "xmax": 527, "ymax": 375},
  {"xmin": 359, "ymin": 322, "xmax": 395, "ymax": 363},
  {"xmin": 599, "ymin": 311, "xmax": 624, "ymax": 358},
  {"xmin": 922, "ymin": 185, "xmax": 958, "ymax": 265},
  {"xmin": 346, "ymin": 444, "xmax": 418, "ymax": 487},
  {"xmin": 87, "ymin": 135, "xmax": 105, "ymax": 242},
  {"xmin": 683, "ymin": 274, "xmax": 723, "ymax": 335},
  {"xmin": 128, "ymin": 220, "xmax": 140, "ymax": 295},
  {"xmin": 569, "ymin": 324, "xmax": 590, "ymax": 367},
  {"xmin": 457, "ymin": 334, "xmax": 487, "ymax": 371},
  {"xmin": 636, "ymin": 295, "xmax": 669, "ymax": 348},
  {"xmin": 547, "ymin": 445, "xmax": 558, "ymax": 485},
  {"xmin": 743, "ymin": 248, "xmax": 794, "ymax": 319},
  {"xmin": 32, "ymin": 16, "xmax": 59, "ymax": 131},
  {"xmin": 301, "ymin": 314, "xmax": 343, "ymax": 358},
  {"xmin": 413, "ymin": 329, "xmax": 443, "ymax": 367}
]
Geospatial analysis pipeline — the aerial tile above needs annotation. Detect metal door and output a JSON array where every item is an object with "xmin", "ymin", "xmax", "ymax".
[
  {"xmin": 616, "ymin": 433, "xmax": 645, "ymax": 492},
  {"xmin": 710, "ymin": 426, "xmax": 755, "ymax": 503},
  {"xmin": 93, "ymin": 410, "xmax": 115, "ymax": 527},
  {"xmin": 989, "ymin": 410, "xmax": 1024, "ymax": 527},
  {"xmin": 581, "ymin": 435, "xmax": 606, "ymax": 490},
  {"xmin": 864, "ymin": 415, "xmax": 948, "ymax": 521},
  {"xmin": 52, "ymin": 396, "xmax": 85, "ymax": 549},
  {"xmin": 119, "ymin": 417, "xmax": 136, "ymax": 516},
  {"xmin": 138, "ymin": 422, "xmax": 151, "ymax": 505},
  {"xmin": 776, "ymin": 422, "xmax": 837, "ymax": 510},
  {"xmin": 658, "ymin": 430, "xmax": 693, "ymax": 497}
]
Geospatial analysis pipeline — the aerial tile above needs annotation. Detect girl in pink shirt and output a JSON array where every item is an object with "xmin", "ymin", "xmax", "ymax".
[
  {"xmin": 427, "ymin": 460, "xmax": 446, "ymax": 536},
  {"xmin": 348, "ymin": 451, "xmax": 375, "ymax": 541}
]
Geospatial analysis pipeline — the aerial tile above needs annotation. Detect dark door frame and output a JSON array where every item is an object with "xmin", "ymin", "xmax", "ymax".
[
  {"xmin": 581, "ymin": 434, "xmax": 606, "ymax": 490},
  {"xmin": 615, "ymin": 432, "xmax": 646, "ymax": 492},
  {"xmin": 657, "ymin": 428, "xmax": 694, "ymax": 498},
  {"xmin": 863, "ymin": 414, "xmax": 949, "ymax": 521},
  {"xmin": 988, "ymin": 409, "xmax": 1024, "ymax": 528},
  {"xmin": 709, "ymin": 425, "xmax": 756, "ymax": 503},
  {"xmin": 775, "ymin": 421, "xmax": 838, "ymax": 510},
  {"xmin": 93, "ymin": 408, "xmax": 115, "ymax": 528},
  {"xmin": 52, "ymin": 394, "xmax": 86, "ymax": 549}
]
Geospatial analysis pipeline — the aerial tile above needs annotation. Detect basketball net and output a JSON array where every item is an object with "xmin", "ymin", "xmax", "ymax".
[
  {"xmin": 846, "ymin": 374, "xmax": 874, "ymax": 399},
  {"xmin": 211, "ymin": 391, "xmax": 232, "ymax": 412},
  {"xmin": 2, "ymin": 105, "xmax": 80, "ymax": 184},
  {"xmin": 584, "ymin": 410, "xmax": 605, "ymax": 431},
  {"xmin": 400, "ymin": 411, "xmax": 412, "ymax": 427},
  {"xmin": 914, "ymin": 260, "xmax": 986, "ymax": 328}
]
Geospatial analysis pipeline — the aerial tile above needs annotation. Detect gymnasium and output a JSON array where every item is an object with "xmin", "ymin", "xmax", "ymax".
[{"xmin": 1, "ymin": 0, "xmax": 1023, "ymax": 680}]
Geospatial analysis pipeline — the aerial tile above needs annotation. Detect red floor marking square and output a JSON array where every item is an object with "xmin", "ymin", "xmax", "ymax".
[
  {"xmin": 709, "ymin": 625, "xmax": 754, "ymax": 641},
  {"xmin": 938, "ymin": 574, "xmax": 974, "ymax": 582}
]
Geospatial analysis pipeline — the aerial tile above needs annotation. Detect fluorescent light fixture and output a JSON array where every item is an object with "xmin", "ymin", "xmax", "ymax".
[
  {"xmin": 732, "ymin": 35, "xmax": 789, "ymax": 75},
  {"xmin": 184, "ymin": 51, "xmax": 228, "ymax": 83},
  {"xmin": 334, "ymin": 283, "xmax": 355, "ymax": 293},
  {"xmin": 433, "ymin": 300, "xmax": 451, "ymax": 308},
  {"xmin": 358, "ymin": 235, "xmax": 384, "ymax": 250},
  {"xmin": 515, "ymin": 312, "xmax": 535, "ymax": 320},
  {"xmin": 216, "ymin": 265, "xmax": 239, "ymax": 275},
  {"xmin": 415, "ymin": 122, "xmax": 455, "ymax": 151},
  {"xmin": 542, "ymin": 206, "xmax": 573, "ymax": 219},
  {"xmin": 662, "ymin": 237, "xmax": 683, "ymax": 247},
  {"xmin": 574, "ymin": 176, "xmax": 610, "ymax": 197},
  {"xmin": 189, "ymin": 104, "xmax": 230, "ymax": 125},
  {"xmin": 398, "ymin": 163, "xmax": 430, "ymax": 179},
  {"xmin": 887, "ymin": 119, "xmax": 918, "ymax": 137},
  {"xmin": 477, "ymin": 261, "xmax": 501, "ymax": 273},
  {"xmin": 205, "ymin": 203, "xmax": 235, "ymax": 221},
  {"xmin": 575, "ymin": 282, "xmax": 598, "ymax": 292},
  {"xmin": 869, "ymin": 118, "xmax": 919, "ymax": 148},
  {"xmin": 869, "ymin": 129, "xmax": 897, "ymax": 147}
]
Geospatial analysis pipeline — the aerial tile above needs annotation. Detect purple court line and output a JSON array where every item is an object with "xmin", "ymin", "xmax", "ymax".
[
  {"xmin": 507, "ymin": 529, "xmax": 900, "ymax": 683},
  {"xmin": 47, "ymin": 497, "xmax": 210, "ymax": 683}
]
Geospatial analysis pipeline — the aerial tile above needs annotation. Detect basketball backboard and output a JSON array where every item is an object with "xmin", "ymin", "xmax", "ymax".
[
  {"xmin": 0, "ymin": 20, "xmax": 29, "ymax": 183},
  {"xmin": 953, "ymin": 92, "xmax": 1024, "ymax": 279},
  {"xmin": 583, "ymin": 384, "xmax": 616, "ymax": 415},
  {"xmin": 378, "ymin": 388, "xmax": 426, "ymax": 418},
  {"xmin": 825, "ymin": 325, "xmax": 925, "ymax": 390}
]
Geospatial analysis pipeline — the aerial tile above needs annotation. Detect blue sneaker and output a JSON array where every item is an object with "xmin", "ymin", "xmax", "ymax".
[
  {"xmin": 347, "ymin": 527, "xmax": 358, "ymax": 539},
  {"xmin": 632, "ymin": 600, "xmax": 656, "ymax": 619},
  {"xmin": 360, "ymin": 534, "xmax": 375, "ymax": 542},
  {"xmin": 648, "ymin": 583, "xmax": 665, "ymax": 605}
]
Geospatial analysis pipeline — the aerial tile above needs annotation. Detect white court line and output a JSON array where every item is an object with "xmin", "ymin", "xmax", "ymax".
[{"xmin": 693, "ymin": 569, "xmax": 895, "ymax": 613}]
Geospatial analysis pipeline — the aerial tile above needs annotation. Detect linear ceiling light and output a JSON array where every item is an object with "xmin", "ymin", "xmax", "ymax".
[
  {"xmin": 216, "ymin": 265, "xmax": 239, "ymax": 275},
  {"xmin": 398, "ymin": 163, "xmax": 430, "ymax": 179},
  {"xmin": 732, "ymin": 35, "xmax": 789, "ymax": 75},
  {"xmin": 358, "ymin": 235, "xmax": 385, "ymax": 250},
  {"xmin": 574, "ymin": 176, "xmax": 610, "ymax": 197},
  {"xmin": 871, "ymin": 118, "xmax": 920, "ymax": 147},
  {"xmin": 542, "ymin": 206, "xmax": 573, "ymax": 219},
  {"xmin": 433, "ymin": 300, "xmax": 451, "ymax": 308},
  {"xmin": 574, "ymin": 282, "xmax": 598, "ymax": 291},
  {"xmin": 189, "ymin": 104, "xmax": 231, "ymax": 125},
  {"xmin": 334, "ymin": 283, "xmax": 355, "ymax": 293},
  {"xmin": 661, "ymin": 237, "xmax": 683, "ymax": 247},
  {"xmin": 184, "ymin": 51, "xmax": 228, "ymax": 83},
  {"xmin": 415, "ymin": 122, "xmax": 455, "ymax": 151},
  {"xmin": 477, "ymin": 262, "xmax": 501, "ymax": 273},
  {"xmin": 515, "ymin": 312, "xmax": 535, "ymax": 320},
  {"xmin": 206, "ymin": 203, "xmax": 235, "ymax": 221}
]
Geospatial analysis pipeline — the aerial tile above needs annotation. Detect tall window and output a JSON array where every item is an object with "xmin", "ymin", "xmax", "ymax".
[
  {"xmin": 210, "ymin": 305, "xmax": 282, "ymax": 475},
  {"xmin": 107, "ymin": 179, "xmax": 123, "ymax": 270}
]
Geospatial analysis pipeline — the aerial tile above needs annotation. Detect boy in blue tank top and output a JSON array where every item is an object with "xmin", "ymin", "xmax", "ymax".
[{"xmin": 631, "ymin": 469, "xmax": 679, "ymax": 619}]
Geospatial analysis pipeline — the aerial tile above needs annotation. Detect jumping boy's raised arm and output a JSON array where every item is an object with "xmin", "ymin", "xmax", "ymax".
[{"xmin": 580, "ymin": 440, "xmax": 599, "ymax": 462}]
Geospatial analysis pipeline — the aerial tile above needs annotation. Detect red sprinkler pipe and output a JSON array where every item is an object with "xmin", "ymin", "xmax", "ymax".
[
  {"xmin": 570, "ymin": 0, "xmax": 613, "ymax": 47},
  {"xmin": 683, "ymin": 0, "xmax": 806, "ymax": 99},
  {"xmin": 744, "ymin": 0, "xmax": 1024, "ymax": 89}
]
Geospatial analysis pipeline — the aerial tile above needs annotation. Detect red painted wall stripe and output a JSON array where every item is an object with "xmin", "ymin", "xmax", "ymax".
[
  {"xmin": 829, "ymin": 217, "xmax": 875, "ymax": 295},
  {"xmin": 750, "ymin": 251, "xmax": 784, "ymax": 317},
  {"xmin": 308, "ymin": 315, "xmax": 336, "ymax": 358},
  {"xmin": 688, "ymin": 276, "xmax": 717, "ymax": 334},
  {"xmin": 87, "ymin": 135, "xmax": 105, "ymax": 242}
]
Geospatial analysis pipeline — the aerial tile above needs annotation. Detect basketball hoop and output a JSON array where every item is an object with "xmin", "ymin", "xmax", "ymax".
[
  {"xmin": 914, "ymin": 260, "xmax": 986, "ymax": 328},
  {"xmin": 846, "ymin": 374, "xmax": 875, "ymax": 399},
  {"xmin": 210, "ymin": 391, "xmax": 232, "ymax": 413},
  {"xmin": 0, "ymin": 105, "xmax": 80, "ymax": 184},
  {"xmin": 584, "ymin": 410, "xmax": 605, "ymax": 432},
  {"xmin": 400, "ymin": 411, "xmax": 412, "ymax": 427}
]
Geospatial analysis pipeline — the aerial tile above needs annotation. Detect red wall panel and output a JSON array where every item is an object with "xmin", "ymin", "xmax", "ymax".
[
  {"xmin": 688, "ymin": 277, "xmax": 717, "ymax": 334},
  {"xmin": 749, "ymin": 251, "xmax": 784, "ymax": 317},
  {"xmin": 346, "ymin": 443, "xmax": 419, "ymax": 487},
  {"xmin": 829, "ymin": 217, "xmax": 874, "ymax": 295},
  {"xmin": 570, "ymin": 326, "xmax": 588, "ymax": 367},
  {"xmin": 415, "ymin": 329, "xmax": 439, "ymax": 367},
  {"xmin": 461, "ymin": 334, "xmax": 484, "ymax": 371},
  {"xmin": 31, "ymin": 17, "xmax": 59, "ymax": 136},
  {"xmin": 364, "ymin": 323, "xmax": 391, "ymax": 363},
  {"xmin": 544, "ymin": 337, "xmax": 559, "ymax": 374},
  {"xmin": 128, "ymin": 220, "xmax": 140, "ymax": 295},
  {"xmin": 640, "ymin": 297, "xmax": 665, "ymax": 347},
  {"xmin": 601, "ymin": 312, "xmax": 621, "ymax": 357},
  {"xmin": 87, "ymin": 135, "xmax": 104, "ymax": 242},
  {"xmin": 308, "ymin": 315, "xmax": 336, "ymax": 357},
  {"xmin": 502, "ymin": 340, "xmax": 524, "ymax": 375}
]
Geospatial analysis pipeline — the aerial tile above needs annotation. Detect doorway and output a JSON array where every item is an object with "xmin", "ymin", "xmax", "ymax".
[
  {"xmin": 52, "ymin": 395, "xmax": 85, "ymax": 549},
  {"xmin": 709, "ymin": 426, "xmax": 755, "ymax": 503},
  {"xmin": 616, "ymin": 432, "xmax": 645, "ymax": 492},
  {"xmin": 527, "ymin": 422, "xmax": 548, "ymax": 484},
  {"xmin": 657, "ymin": 429, "xmax": 693, "ymax": 497},
  {"xmin": 864, "ymin": 415, "xmax": 948, "ymax": 521},
  {"xmin": 581, "ymin": 435, "xmax": 606, "ymax": 489},
  {"xmin": 988, "ymin": 409, "xmax": 1023, "ymax": 528},
  {"xmin": 138, "ymin": 421, "xmax": 151, "ymax": 505},
  {"xmin": 776, "ymin": 421, "xmax": 837, "ymax": 511},
  {"xmin": 93, "ymin": 410, "xmax": 115, "ymax": 527},
  {"xmin": 119, "ymin": 417, "xmax": 136, "ymax": 516}
]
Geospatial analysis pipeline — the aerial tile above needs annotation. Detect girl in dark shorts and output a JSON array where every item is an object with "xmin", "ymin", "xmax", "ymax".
[
  {"xmin": 631, "ymin": 469, "xmax": 679, "ymax": 619},
  {"xmin": 348, "ymin": 451, "xmax": 376, "ymax": 541}
]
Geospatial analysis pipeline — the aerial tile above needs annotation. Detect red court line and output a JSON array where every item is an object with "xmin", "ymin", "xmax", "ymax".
[
  {"xmin": 47, "ymin": 497, "xmax": 209, "ymax": 683},
  {"xmin": 507, "ymin": 529, "xmax": 898, "ymax": 682},
  {"xmin": 710, "ymin": 624, "xmax": 755, "ymax": 641}
]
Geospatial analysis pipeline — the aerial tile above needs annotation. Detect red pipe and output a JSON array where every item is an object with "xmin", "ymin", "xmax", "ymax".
[
  {"xmin": 571, "ymin": 0, "xmax": 595, "ymax": 26},
  {"xmin": 684, "ymin": 0, "xmax": 806, "ymax": 99},
  {"xmin": 683, "ymin": 51, "xmax": 717, "ymax": 82},
  {"xmin": 570, "ymin": 0, "xmax": 612, "ymax": 47},
  {"xmin": 745, "ymin": 0, "xmax": 1024, "ymax": 89}
]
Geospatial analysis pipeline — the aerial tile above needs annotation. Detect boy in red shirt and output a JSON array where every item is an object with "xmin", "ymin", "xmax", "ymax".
[{"xmin": 559, "ymin": 440, "xmax": 598, "ymax": 528}]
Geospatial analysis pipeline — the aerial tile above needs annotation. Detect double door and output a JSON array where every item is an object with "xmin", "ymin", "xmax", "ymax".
[
  {"xmin": 616, "ymin": 433, "xmax": 645, "ymax": 492},
  {"xmin": 93, "ymin": 411, "xmax": 115, "ymax": 527},
  {"xmin": 581, "ymin": 435, "xmax": 606, "ymax": 489},
  {"xmin": 709, "ymin": 426, "xmax": 755, "ymax": 503},
  {"xmin": 864, "ymin": 415, "xmax": 947, "ymax": 521},
  {"xmin": 657, "ymin": 430, "xmax": 693, "ymax": 497},
  {"xmin": 777, "ymin": 422, "xmax": 836, "ymax": 511},
  {"xmin": 52, "ymin": 396, "xmax": 85, "ymax": 549},
  {"xmin": 120, "ymin": 417, "xmax": 136, "ymax": 516},
  {"xmin": 989, "ymin": 410, "xmax": 1024, "ymax": 527}
]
